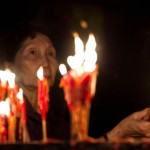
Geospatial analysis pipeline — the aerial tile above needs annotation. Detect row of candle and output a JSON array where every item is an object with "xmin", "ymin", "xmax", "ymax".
[
  {"xmin": 0, "ymin": 67, "xmax": 48, "ymax": 143},
  {"xmin": 0, "ymin": 69, "xmax": 26, "ymax": 142}
]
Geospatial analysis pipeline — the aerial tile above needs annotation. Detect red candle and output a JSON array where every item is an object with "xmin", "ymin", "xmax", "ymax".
[
  {"xmin": 0, "ymin": 115, "xmax": 7, "ymax": 143},
  {"xmin": 37, "ymin": 67, "xmax": 49, "ymax": 120},
  {"xmin": 17, "ymin": 88, "xmax": 26, "ymax": 125},
  {"xmin": 17, "ymin": 88, "xmax": 30, "ymax": 142},
  {"xmin": 60, "ymin": 66, "xmax": 98, "ymax": 140},
  {"xmin": 60, "ymin": 70, "xmax": 95, "ymax": 110},
  {"xmin": 0, "ymin": 99, "xmax": 10, "ymax": 143},
  {"xmin": 7, "ymin": 70, "xmax": 17, "ymax": 143},
  {"xmin": 37, "ymin": 66, "xmax": 49, "ymax": 141},
  {"xmin": 59, "ymin": 33, "xmax": 98, "ymax": 142},
  {"xmin": 0, "ymin": 70, "xmax": 8, "ymax": 101},
  {"xmin": 60, "ymin": 33, "xmax": 98, "ymax": 108}
]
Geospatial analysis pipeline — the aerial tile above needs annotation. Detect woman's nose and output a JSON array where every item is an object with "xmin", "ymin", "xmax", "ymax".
[{"xmin": 41, "ymin": 55, "xmax": 49, "ymax": 67}]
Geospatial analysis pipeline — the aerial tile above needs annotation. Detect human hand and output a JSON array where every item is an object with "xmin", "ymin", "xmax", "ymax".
[{"xmin": 106, "ymin": 107, "xmax": 150, "ymax": 141}]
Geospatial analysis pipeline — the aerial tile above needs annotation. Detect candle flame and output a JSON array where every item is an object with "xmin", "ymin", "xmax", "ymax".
[
  {"xmin": 17, "ymin": 88, "xmax": 23, "ymax": 103},
  {"xmin": 67, "ymin": 56, "xmax": 75, "ymax": 69},
  {"xmin": 59, "ymin": 64, "xmax": 67, "ymax": 75},
  {"xmin": 6, "ymin": 69, "xmax": 16, "ymax": 89},
  {"xmin": 66, "ymin": 33, "xmax": 97, "ymax": 74},
  {"xmin": 70, "ymin": 33, "xmax": 84, "ymax": 69},
  {"xmin": 73, "ymin": 32, "xmax": 84, "ymax": 56},
  {"xmin": 85, "ymin": 34, "xmax": 96, "ymax": 52},
  {"xmin": 37, "ymin": 66, "xmax": 44, "ymax": 80},
  {"xmin": 0, "ymin": 98, "xmax": 10, "ymax": 116},
  {"xmin": 84, "ymin": 34, "xmax": 97, "ymax": 72},
  {"xmin": 0, "ymin": 70, "xmax": 7, "ymax": 87}
]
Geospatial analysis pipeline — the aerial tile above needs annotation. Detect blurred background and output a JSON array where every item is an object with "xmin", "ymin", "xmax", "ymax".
[{"xmin": 0, "ymin": 0, "xmax": 150, "ymax": 138}]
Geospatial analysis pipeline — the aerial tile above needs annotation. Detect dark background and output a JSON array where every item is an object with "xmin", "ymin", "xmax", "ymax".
[{"xmin": 1, "ymin": 0, "xmax": 150, "ymax": 138}]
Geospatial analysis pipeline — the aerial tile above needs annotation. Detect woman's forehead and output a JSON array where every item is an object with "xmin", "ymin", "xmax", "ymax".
[
  {"xmin": 16, "ymin": 33, "xmax": 56, "ymax": 55},
  {"xmin": 24, "ymin": 33, "xmax": 52, "ymax": 44},
  {"xmin": 22, "ymin": 33, "xmax": 54, "ymax": 48}
]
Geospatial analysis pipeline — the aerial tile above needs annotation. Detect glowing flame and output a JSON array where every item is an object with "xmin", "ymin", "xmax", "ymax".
[
  {"xmin": 0, "ymin": 98, "xmax": 10, "ymax": 116},
  {"xmin": 84, "ymin": 34, "xmax": 97, "ymax": 72},
  {"xmin": 72, "ymin": 33, "xmax": 97, "ymax": 73},
  {"xmin": 0, "ymin": 70, "xmax": 8, "ymax": 87},
  {"xmin": 61, "ymin": 33, "xmax": 97, "ymax": 76},
  {"xmin": 85, "ymin": 34, "xmax": 96, "ymax": 52},
  {"xmin": 74, "ymin": 32, "xmax": 84, "ymax": 57},
  {"xmin": 68, "ymin": 33, "xmax": 84, "ymax": 70},
  {"xmin": 6, "ymin": 69, "xmax": 16, "ymax": 89},
  {"xmin": 37, "ymin": 66, "xmax": 44, "ymax": 80},
  {"xmin": 59, "ymin": 64, "xmax": 67, "ymax": 75},
  {"xmin": 67, "ymin": 56, "xmax": 75, "ymax": 69},
  {"xmin": 17, "ymin": 88, "xmax": 23, "ymax": 103}
]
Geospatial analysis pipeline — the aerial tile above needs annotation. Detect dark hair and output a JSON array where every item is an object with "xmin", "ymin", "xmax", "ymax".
[{"xmin": 0, "ymin": 21, "xmax": 53, "ymax": 69}]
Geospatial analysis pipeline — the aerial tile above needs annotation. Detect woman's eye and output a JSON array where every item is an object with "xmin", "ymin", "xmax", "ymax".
[
  {"xmin": 48, "ymin": 52, "xmax": 53, "ymax": 56},
  {"xmin": 29, "ymin": 50, "xmax": 36, "ymax": 55},
  {"xmin": 47, "ymin": 51, "xmax": 55, "ymax": 57}
]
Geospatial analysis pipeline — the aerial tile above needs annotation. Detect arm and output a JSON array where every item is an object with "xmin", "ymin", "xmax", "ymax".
[{"xmin": 103, "ymin": 107, "xmax": 150, "ymax": 141}]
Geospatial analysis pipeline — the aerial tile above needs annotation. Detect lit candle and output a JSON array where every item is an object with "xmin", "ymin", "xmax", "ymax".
[
  {"xmin": 17, "ymin": 88, "xmax": 30, "ymax": 142},
  {"xmin": 6, "ymin": 69, "xmax": 17, "ymax": 143},
  {"xmin": 59, "ymin": 33, "xmax": 98, "ymax": 142},
  {"xmin": 7, "ymin": 69, "xmax": 17, "ymax": 105},
  {"xmin": 17, "ymin": 88, "xmax": 26, "ymax": 125},
  {"xmin": 37, "ymin": 66, "xmax": 49, "ymax": 141},
  {"xmin": 0, "ymin": 99, "xmax": 10, "ymax": 143},
  {"xmin": 0, "ymin": 70, "xmax": 8, "ymax": 101}
]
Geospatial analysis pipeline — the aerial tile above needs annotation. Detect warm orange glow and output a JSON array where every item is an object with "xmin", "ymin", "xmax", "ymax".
[
  {"xmin": 37, "ymin": 66, "xmax": 44, "ymax": 80},
  {"xmin": 80, "ymin": 20, "xmax": 88, "ymax": 29}
]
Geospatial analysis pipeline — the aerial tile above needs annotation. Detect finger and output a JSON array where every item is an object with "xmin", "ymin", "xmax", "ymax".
[
  {"xmin": 133, "ymin": 108, "xmax": 150, "ymax": 120},
  {"xmin": 136, "ymin": 121, "xmax": 150, "ymax": 137},
  {"xmin": 142, "ymin": 116, "xmax": 150, "ymax": 121}
]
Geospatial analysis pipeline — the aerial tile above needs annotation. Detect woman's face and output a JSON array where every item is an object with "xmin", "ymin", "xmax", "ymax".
[{"xmin": 12, "ymin": 33, "xmax": 58, "ymax": 89}]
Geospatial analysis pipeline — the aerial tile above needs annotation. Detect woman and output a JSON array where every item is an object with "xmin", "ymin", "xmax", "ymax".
[
  {"xmin": 0, "ymin": 22, "xmax": 70, "ymax": 141},
  {"xmin": 1, "ymin": 22, "xmax": 150, "ymax": 142}
]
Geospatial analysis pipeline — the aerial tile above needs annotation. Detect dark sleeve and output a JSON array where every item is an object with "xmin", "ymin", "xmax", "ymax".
[{"xmin": 46, "ymin": 111, "xmax": 70, "ymax": 140}]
